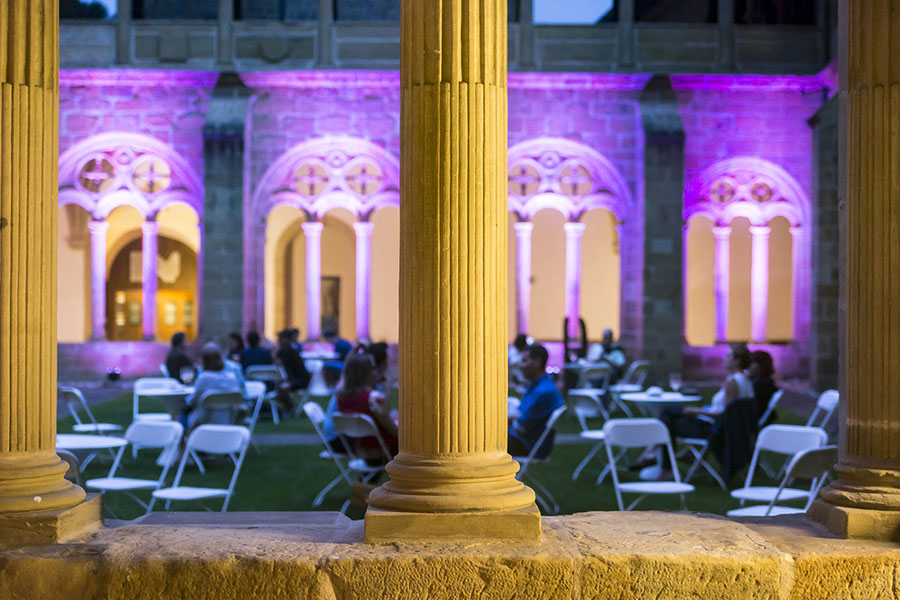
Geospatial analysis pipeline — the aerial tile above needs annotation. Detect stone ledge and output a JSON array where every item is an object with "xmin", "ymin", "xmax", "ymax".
[
  {"xmin": 0, "ymin": 511, "xmax": 898, "ymax": 599},
  {"xmin": 0, "ymin": 494, "xmax": 102, "ymax": 547}
]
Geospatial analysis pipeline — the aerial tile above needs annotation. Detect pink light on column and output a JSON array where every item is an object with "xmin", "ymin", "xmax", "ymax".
[
  {"xmin": 513, "ymin": 221, "xmax": 534, "ymax": 335},
  {"xmin": 750, "ymin": 225, "xmax": 771, "ymax": 342},
  {"xmin": 354, "ymin": 221, "xmax": 374, "ymax": 341},
  {"xmin": 302, "ymin": 221, "xmax": 324, "ymax": 340},
  {"xmin": 141, "ymin": 221, "xmax": 159, "ymax": 341},
  {"xmin": 195, "ymin": 220, "xmax": 203, "ymax": 340},
  {"xmin": 712, "ymin": 225, "xmax": 731, "ymax": 342},
  {"xmin": 790, "ymin": 226, "xmax": 806, "ymax": 340},
  {"xmin": 564, "ymin": 222, "xmax": 586, "ymax": 339},
  {"xmin": 88, "ymin": 220, "xmax": 109, "ymax": 341}
]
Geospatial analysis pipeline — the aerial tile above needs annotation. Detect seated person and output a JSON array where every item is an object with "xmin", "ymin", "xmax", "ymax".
[
  {"xmin": 274, "ymin": 329, "xmax": 311, "ymax": 412},
  {"xmin": 508, "ymin": 344, "xmax": 563, "ymax": 459},
  {"xmin": 749, "ymin": 349, "xmax": 778, "ymax": 425},
  {"xmin": 165, "ymin": 332, "xmax": 195, "ymax": 384},
  {"xmin": 508, "ymin": 334, "xmax": 530, "ymax": 390},
  {"xmin": 225, "ymin": 332, "xmax": 244, "ymax": 364},
  {"xmin": 322, "ymin": 325, "xmax": 353, "ymax": 388},
  {"xmin": 185, "ymin": 343, "xmax": 242, "ymax": 429},
  {"xmin": 288, "ymin": 327, "xmax": 303, "ymax": 354},
  {"xmin": 367, "ymin": 342, "xmax": 391, "ymax": 394},
  {"xmin": 320, "ymin": 393, "xmax": 349, "ymax": 455},
  {"xmin": 240, "ymin": 331, "xmax": 273, "ymax": 372},
  {"xmin": 336, "ymin": 353, "xmax": 398, "ymax": 460},
  {"xmin": 586, "ymin": 328, "xmax": 626, "ymax": 384}
]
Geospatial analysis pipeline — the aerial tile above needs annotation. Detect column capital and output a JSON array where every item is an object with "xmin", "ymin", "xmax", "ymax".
[
  {"xmin": 749, "ymin": 224, "xmax": 771, "ymax": 237},
  {"xmin": 789, "ymin": 225, "xmax": 806, "ymax": 237},
  {"xmin": 301, "ymin": 221, "xmax": 324, "ymax": 236},
  {"xmin": 88, "ymin": 220, "xmax": 110, "ymax": 234},
  {"xmin": 712, "ymin": 225, "xmax": 732, "ymax": 239},
  {"xmin": 141, "ymin": 221, "xmax": 160, "ymax": 235},
  {"xmin": 513, "ymin": 221, "xmax": 534, "ymax": 235},
  {"xmin": 564, "ymin": 221, "xmax": 587, "ymax": 237},
  {"xmin": 353, "ymin": 221, "xmax": 375, "ymax": 236}
]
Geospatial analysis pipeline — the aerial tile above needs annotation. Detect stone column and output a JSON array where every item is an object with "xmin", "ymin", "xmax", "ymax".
[
  {"xmin": 88, "ymin": 220, "xmax": 109, "ymax": 341},
  {"xmin": 749, "ymin": 224, "xmax": 770, "ymax": 342},
  {"xmin": 354, "ymin": 221, "xmax": 374, "ymax": 341},
  {"xmin": 141, "ymin": 220, "xmax": 159, "ymax": 341},
  {"xmin": 0, "ymin": 0, "xmax": 98, "ymax": 545},
  {"xmin": 564, "ymin": 222, "xmax": 586, "ymax": 340},
  {"xmin": 809, "ymin": 0, "xmax": 900, "ymax": 541},
  {"xmin": 317, "ymin": 0, "xmax": 334, "ymax": 67},
  {"xmin": 216, "ymin": 0, "xmax": 233, "ymax": 65},
  {"xmin": 790, "ymin": 225, "xmax": 811, "ymax": 342},
  {"xmin": 115, "ymin": 0, "xmax": 132, "ymax": 64},
  {"xmin": 513, "ymin": 221, "xmax": 533, "ymax": 335},
  {"xmin": 301, "ymin": 221, "xmax": 323, "ymax": 340},
  {"xmin": 366, "ymin": 0, "xmax": 539, "ymax": 541},
  {"xmin": 713, "ymin": 225, "xmax": 731, "ymax": 342}
]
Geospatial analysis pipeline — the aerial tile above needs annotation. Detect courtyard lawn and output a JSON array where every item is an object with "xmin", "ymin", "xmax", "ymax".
[{"xmin": 58, "ymin": 390, "xmax": 810, "ymax": 521}]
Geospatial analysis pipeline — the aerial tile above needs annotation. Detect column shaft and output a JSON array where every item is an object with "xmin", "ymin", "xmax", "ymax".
[
  {"xmin": 354, "ymin": 221, "xmax": 374, "ymax": 341},
  {"xmin": 564, "ymin": 222, "xmax": 586, "ymax": 340},
  {"xmin": 513, "ymin": 221, "xmax": 533, "ymax": 335},
  {"xmin": 713, "ymin": 225, "xmax": 731, "ymax": 342},
  {"xmin": 367, "ymin": 0, "xmax": 537, "ymax": 530},
  {"xmin": 301, "ymin": 221, "xmax": 323, "ymax": 340},
  {"xmin": 88, "ymin": 221, "xmax": 109, "ymax": 341},
  {"xmin": 790, "ymin": 225, "xmax": 809, "ymax": 341},
  {"xmin": 115, "ymin": 0, "xmax": 132, "ymax": 64},
  {"xmin": 810, "ymin": 0, "xmax": 900, "ymax": 541},
  {"xmin": 749, "ymin": 225, "xmax": 770, "ymax": 342},
  {"xmin": 141, "ymin": 221, "xmax": 158, "ymax": 341},
  {"xmin": 0, "ymin": 0, "xmax": 85, "ymax": 516}
]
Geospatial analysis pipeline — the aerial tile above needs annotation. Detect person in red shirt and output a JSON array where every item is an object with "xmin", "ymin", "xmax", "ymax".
[{"xmin": 336, "ymin": 353, "xmax": 398, "ymax": 460}]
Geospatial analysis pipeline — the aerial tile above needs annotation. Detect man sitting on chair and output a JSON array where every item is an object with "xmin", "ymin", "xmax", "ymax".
[{"xmin": 508, "ymin": 344, "xmax": 563, "ymax": 459}]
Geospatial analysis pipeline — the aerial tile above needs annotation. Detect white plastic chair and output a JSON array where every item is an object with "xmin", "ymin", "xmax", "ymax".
[
  {"xmin": 304, "ymin": 401, "xmax": 353, "ymax": 507},
  {"xmin": 730, "ymin": 424, "xmax": 828, "ymax": 509},
  {"xmin": 607, "ymin": 360, "xmax": 650, "ymax": 417},
  {"xmin": 512, "ymin": 405, "xmax": 567, "ymax": 514},
  {"xmin": 133, "ymin": 377, "xmax": 181, "ymax": 422},
  {"xmin": 806, "ymin": 390, "xmax": 839, "ymax": 429},
  {"xmin": 566, "ymin": 391, "xmax": 613, "ymax": 482},
  {"xmin": 332, "ymin": 413, "xmax": 393, "ymax": 514},
  {"xmin": 245, "ymin": 365, "xmax": 287, "ymax": 425},
  {"xmin": 603, "ymin": 418, "xmax": 694, "ymax": 511},
  {"xmin": 59, "ymin": 386, "xmax": 122, "ymax": 434},
  {"xmin": 727, "ymin": 445, "xmax": 837, "ymax": 517},
  {"xmin": 576, "ymin": 364, "xmax": 612, "ymax": 391},
  {"xmin": 152, "ymin": 425, "xmax": 251, "ymax": 512},
  {"xmin": 85, "ymin": 420, "xmax": 184, "ymax": 516},
  {"xmin": 757, "ymin": 389, "xmax": 784, "ymax": 428},
  {"xmin": 194, "ymin": 391, "xmax": 247, "ymax": 426}
]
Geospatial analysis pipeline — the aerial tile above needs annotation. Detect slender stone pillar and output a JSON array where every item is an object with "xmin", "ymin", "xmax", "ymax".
[
  {"xmin": 749, "ymin": 225, "xmax": 770, "ymax": 342},
  {"xmin": 564, "ymin": 222, "xmax": 586, "ymax": 340},
  {"xmin": 115, "ymin": 0, "xmax": 132, "ymax": 64},
  {"xmin": 366, "ymin": 0, "xmax": 540, "ymax": 541},
  {"xmin": 88, "ymin": 220, "xmax": 109, "ymax": 341},
  {"xmin": 513, "ymin": 221, "xmax": 533, "ymax": 335},
  {"xmin": 301, "ymin": 221, "xmax": 323, "ymax": 340},
  {"xmin": 353, "ymin": 221, "xmax": 374, "ymax": 341},
  {"xmin": 0, "ymin": 0, "xmax": 98, "ymax": 545},
  {"xmin": 712, "ymin": 225, "xmax": 731, "ymax": 342},
  {"xmin": 790, "ymin": 225, "xmax": 811, "ymax": 341},
  {"xmin": 141, "ymin": 220, "xmax": 159, "ymax": 341},
  {"xmin": 809, "ymin": 0, "xmax": 900, "ymax": 541}
]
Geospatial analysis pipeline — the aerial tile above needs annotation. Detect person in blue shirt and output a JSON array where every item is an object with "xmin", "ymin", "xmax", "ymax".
[{"xmin": 508, "ymin": 343, "xmax": 563, "ymax": 459}]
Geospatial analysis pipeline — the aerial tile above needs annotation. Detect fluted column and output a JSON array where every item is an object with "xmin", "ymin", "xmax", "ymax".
[
  {"xmin": 301, "ymin": 221, "xmax": 323, "ymax": 340},
  {"xmin": 141, "ymin": 220, "xmax": 159, "ymax": 341},
  {"xmin": 366, "ymin": 0, "xmax": 539, "ymax": 541},
  {"xmin": 0, "ymin": 0, "xmax": 91, "ymax": 541},
  {"xmin": 810, "ymin": 0, "xmax": 900, "ymax": 541},
  {"xmin": 513, "ymin": 221, "xmax": 533, "ymax": 335},
  {"xmin": 712, "ymin": 225, "xmax": 731, "ymax": 342},
  {"xmin": 564, "ymin": 222, "xmax": 586, "ymax": 339},
  {"xmin": 354, "ymin": 221, "xmax": 374, "ymax": 341},
  {"xmin": 88, "ymin": 220, "xmax": 109, "ymax": 341},
  {"xmin": 749, "ymin": 224, "xmax": 770, "ymax": 342}
]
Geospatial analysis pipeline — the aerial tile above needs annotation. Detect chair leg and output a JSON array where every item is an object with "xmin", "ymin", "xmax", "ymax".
[
  {"xmin": 313, "ymin": 474, "xmax": 345, "ymax": 507},
  {"xmin": 527, "ymin": 476, "xmax": 559, "ymax": 514},
  {"xmin": 269, "ymin": 400, "xmax": 280, "ymax": 425},
  {"xmin": 190, "ymin": 450, "xmax": 206, "ymax": 475},
  {"xmin": 572, "ymin": 441, "xmax": 604, "ymax": 481},
  {"xmin": 625, "ymin": 493, "xmax": 648, "ymax": 511}
]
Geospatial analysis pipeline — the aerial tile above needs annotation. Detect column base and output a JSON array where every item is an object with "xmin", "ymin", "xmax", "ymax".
[
  {"xmin": 807, "ymin": 499, "xmax": 900, "ymax": 542},
  {"xmin": 365, "ymin": 503, "xmax": 541, "ymax": 543},
  {"xmin": 0, "ymin": 493, "xmax": 102, "ymax": 546}
]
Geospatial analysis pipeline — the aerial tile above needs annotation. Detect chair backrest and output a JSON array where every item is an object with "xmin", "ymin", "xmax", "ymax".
[
  {"xmin": 245, "ymin": 365, "xmax": 284, "ymax": 383},
  {"xmin": 628, "ymin": 360, "xmax": 650, "ymax": 386},
  {"xmin": 332, "ymin": 413, "xmax": 393, "ymax": 462},
  {"xmin": 756, "ymin": 424, "xmax": 828, "ymax": 456},
  {"xmin": 125, "ymin": 420, "xmax": 185, "ymax": 448},
  {"xmin": 566, "ymin": 390, "xmax": 606, "ymax": 430},
  {"xmin": 185, "ymin": 424, "xmax": 250, "ymax": 455},
  {"xmin": 58, "ymin": 386, "xmax": 93, "ymax": 427},
  {"xmin": 784, "ymin": 445, "xmax": 838, "ymax": 481},
  {"xmin": 603, "ymin": 418, "xmax": 670, "ymax": 448},
  {"xmin": 303, "ymin": 401, "xmax": 326, "ymax": 428},
  {"xmin": 197, "ymin": 391, "xmax": 246, "ymax": 425},
  {"xmin": 757, "ymin": 389, "xmax": 783, "ymax": 427},
  {"xmin": 521, "ymin": 405, "xmax": 567, "ymax": 463},
  {"xmin": 578, "ymin": 364, "xmax": 611, "ymax": 390},
  {"xmin": 807, "ymin": 389, "xmax": 839, "ymax": 427}
]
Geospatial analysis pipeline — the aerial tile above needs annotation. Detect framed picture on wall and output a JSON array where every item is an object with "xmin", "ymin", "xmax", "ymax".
[
  {"xmin": 321, "ymin": 276, "xmax": 340, "ymax": 334},
  {"xmin": 127, "ymin": 301, "xmax": 141, "ymax": 326}
]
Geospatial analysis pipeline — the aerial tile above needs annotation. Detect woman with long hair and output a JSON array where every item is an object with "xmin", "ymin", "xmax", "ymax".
[{"xmin": 336, "ymin": 353, "xmax": 398, "ymax": 459}]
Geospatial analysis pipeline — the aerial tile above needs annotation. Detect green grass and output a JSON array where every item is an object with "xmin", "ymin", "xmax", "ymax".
[{"xmin": 60, "ymin": 388, "xmax": 809, "ymax": 521}]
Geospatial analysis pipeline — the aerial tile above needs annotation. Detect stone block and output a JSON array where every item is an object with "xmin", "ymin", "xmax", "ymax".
[
  {"xmin": 365, "ymin": 504, "xmax": 542, "ymax": 543},
  {"xmin": 0, "ymin": 494, "xmax": 101, "ymax": 547},
  {"xmin": 64, "ymin": 114, "xmax": 98, "ymax": 134}
]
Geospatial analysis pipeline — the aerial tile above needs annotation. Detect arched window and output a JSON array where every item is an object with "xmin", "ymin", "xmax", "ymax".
[{"xmin": 684, "ymin": 157, "xmax": 811, "ymax": 346}]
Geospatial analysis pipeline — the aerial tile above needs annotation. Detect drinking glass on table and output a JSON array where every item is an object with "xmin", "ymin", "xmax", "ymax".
[
  {"xmin": 180, "ymin": 366, "xmax": 196, "ymax": 385},
  {"xmin": 668, "ymin": 372, "xmax": 682, "ymax": 392}
]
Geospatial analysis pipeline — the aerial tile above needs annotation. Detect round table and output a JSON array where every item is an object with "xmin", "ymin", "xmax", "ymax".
[
  {"xmin": 139, "ymin": 388, "xmax": 191, "ymax": 420},
  {"xmin": 619, "ymin": 391, "xmax": 701, "ymax": 417},
  {"xmin": 57, "ymin": 434, "xmax": 127, "ymax": 451}
]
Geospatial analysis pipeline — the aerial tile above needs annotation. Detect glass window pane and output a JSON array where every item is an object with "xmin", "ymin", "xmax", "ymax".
[
  {"xmin": 334, "ymin": 0, "xmax": 399, "ymax": 21},
  {"xmin": 735, "ymin": 0, "xmax": 815, "ymax": 24},
  {"xmin": 133, "ymin": 0, "xmax": 217, "ymax": 19},
  {"xmin": 236, "ymin": 0, "xmax": 319, "ymax": 20},
  {"xmin": 61, "ymin": 0, "xmax": 116, "ymax": 18},
  {"xmin": 635, "ymin": 0, "xmax": 717, "ymax": 23}
]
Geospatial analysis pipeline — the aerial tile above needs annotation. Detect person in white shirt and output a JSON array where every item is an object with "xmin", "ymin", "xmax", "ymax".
[{"xmin": 586, "ymin": 329, "xmax": 626, "ymax": 383}]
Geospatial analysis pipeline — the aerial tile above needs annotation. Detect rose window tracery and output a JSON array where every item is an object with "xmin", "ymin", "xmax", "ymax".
[
  {"xmin": 293, "ymin": 163, "xmax": 329, "ymax": 196},
  {"xmin": 133, "ymin": 158, "xmax": 172, "ymax": 194},
  {"xmin": 346, "ymin": 162, "xmax": 383, "ymax": 195},
  {"xmin": 78, "ymin": 158, "xmax": 115, "ymax": 193},
  {"xmin": 508, "ymin": 163, "xmax": 541, "ymax": 196},
  {"xmin": 559, "ymin": 163, "xmax": 593, "ymax": 196}
]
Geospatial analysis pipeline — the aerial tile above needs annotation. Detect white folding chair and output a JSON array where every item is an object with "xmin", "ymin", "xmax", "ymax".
[
  {"xmin": 607, "ymin": 360, "xmax": 650, "ymax": 417},
  {"xmin": 757, "ymin": 389, "xmax": 783, "ymax": 428},
  {"xmin": 243, "ymin": 381, "xmax": 267, "ymax": 435},
  {"xmin": 59, "ymin": 386, "xmax": 122, "ymax": 434},
  {"xmin": 730, "ymin": 424, "xmax": 828, "ymax": 509},
  {"xmin": 566, "ymin": 391, "xmax": 613, "ymax": 482},
  {"xmin": 603, "ymin": 418, "xmax": 694, "ymax": 511},
  {"xmin": 576, "ymin": 364, "xmax": 612, "ymax": 391},
  {"xmin": 194, "ymin": 391, "xmax": 247, "ymax": 426},
  {"xmin": 159, "ymin": 364, "xmax": 170, "ymax": 378},
  {"xmin": 304, "ymin": 401, "xmax": 353, "ymax": 507},
  {"xmin": 245, "ymin": 365, "xmax": 287, "ymax": 425},
  {"xmin": 332, "ymin": 413, "xmax": 393, "ymax": 514},
  {"xmin": 512, "ymin": 405, "xmax": 567, "ymax": 514},
  {"xmin": 727, "ymin": 445, "xmax": 837, "ymax": 517},
  {"xmin": 133, "ymin": 377, "xmax": 181, "ymax": 422},
  {"xmin": 85, "ymin": 420, "xmax": 184, "ymax": 516},
  {"xmin": 58, "ymin": 450, "xmax": 82, "ymax": 487},
  {"xmin": 806, "ymin": 390, "xmax": 839, "ymax": 429},
  {"xmin": 152, "ymin": 425, "xmax": 251, "ymax": 512}
]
